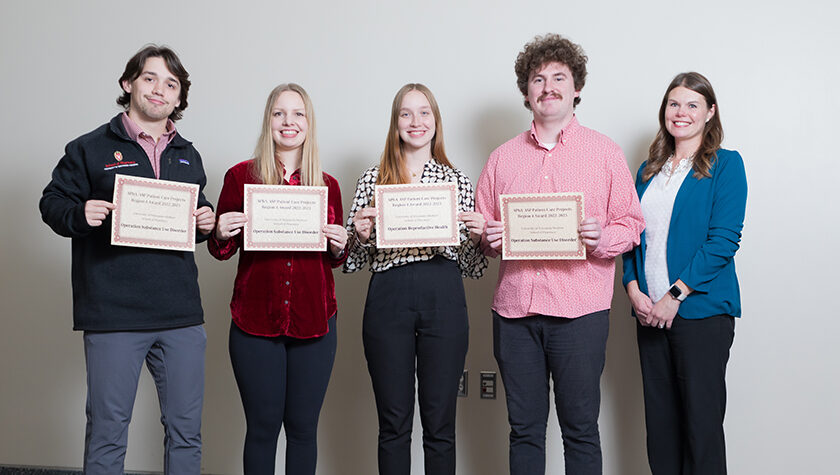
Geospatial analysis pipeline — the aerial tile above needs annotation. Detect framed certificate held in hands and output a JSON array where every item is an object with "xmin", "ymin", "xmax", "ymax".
[
  {"xmin": 243, "ymin": 184, "xmax": 328, "ymax": 251},
  {"xmin": 375, "ymin": 182, "xmax": 459, "ymax": 249},
  {"xmin": 500, "ymin": 192, "xmax": 586, "ymax": 260},
  {"xmin": 111, "ymin": 174, "xmax": 200, "ymax": 252}
]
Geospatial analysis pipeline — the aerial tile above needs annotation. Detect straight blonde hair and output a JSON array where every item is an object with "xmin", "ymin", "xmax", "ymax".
[
  {"xmin": 377, "ymin": 83, "xmax": 453, "ymax": 185},
  {"xmin": 251, "ymin": 83, "xmax": 324, "ymax": 186}
]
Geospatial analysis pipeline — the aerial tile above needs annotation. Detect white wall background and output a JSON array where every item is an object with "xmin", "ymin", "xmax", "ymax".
[{"xmin": 1, "ymin": 0, "xmax": 838, "ymax": 473}]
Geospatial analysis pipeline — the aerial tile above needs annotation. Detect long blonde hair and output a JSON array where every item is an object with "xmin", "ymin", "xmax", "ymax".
[
  {"xmin": 251, "ymin": 83, "xmax": 324, "ymax": 186},
  {"xmin": 377, "ymin": 83, "xmax": 453, "ymax": 185}
]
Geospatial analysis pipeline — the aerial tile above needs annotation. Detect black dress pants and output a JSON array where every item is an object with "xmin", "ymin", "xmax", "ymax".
[
  {"xmin": 637, "ymin": 314, "xmax": 735, "ymax": 475},
  {"xmin": 363, "ymin": 257, "xmax": 469, "ymax": 475}
]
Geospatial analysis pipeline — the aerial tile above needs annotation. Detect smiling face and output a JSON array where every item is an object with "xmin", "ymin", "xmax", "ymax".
[
  {"xmin": 664, "ymin": 86, "xmax": 716, "ymax": 147},
  {"xmin": 397, "ymin": 89, "xmax": 436, "ymax": 153},
  {"xmin": 526, "ymin": 61, "xmax": 579, "ymax": 125},
  {"xmin": 121, "ymin": 56, "xmax": 181, "ymax": 125},
  {"xmin": 270, "ymin": 90, "xmax": 308, "ymax": 152}
]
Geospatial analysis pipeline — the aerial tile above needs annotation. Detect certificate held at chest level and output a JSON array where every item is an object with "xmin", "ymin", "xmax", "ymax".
[
  {"xmin": 110, "ymin": 174, "xmax": 199, "ymax": 252},
  {"xmin": 243, "ymin": 184, "xmax": 328, "ymax": 251},
  {"xmin": 501, "ymin": 192, "xmax": 586, "ymax": 260},
  {"xmin": 375, "ymin": 183, "xmax": 459, "ymax": 249}
]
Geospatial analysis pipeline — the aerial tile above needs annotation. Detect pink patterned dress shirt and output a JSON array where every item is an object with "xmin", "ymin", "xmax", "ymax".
[
  {"xmin": 475, "ymin": 117, "xmax": 644, "ymax": 319},
  {"xmin": 120, "ymin": 112, "xmax": 176, "ymax": 179}
]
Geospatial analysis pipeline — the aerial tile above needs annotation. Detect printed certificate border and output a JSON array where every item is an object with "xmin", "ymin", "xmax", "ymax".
[
  {"xmin": 375, "ymin": 182, "xmax": 460, "ymax": 249},
  {"xmin": 111, "ymin": 174, "xmax": 199, "ymax": 252},
  {"xmin": 243, "ymin": 184, "xmax": 328, "ymax": 251},
  {"xmin": 500, "ymin": 192, "xmax": 585, "ymax": 260}
]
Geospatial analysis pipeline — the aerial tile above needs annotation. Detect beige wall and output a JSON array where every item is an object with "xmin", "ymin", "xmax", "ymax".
[{"xmin": 1, "ymin": 0, "xmax": 837, "ymax": 473}]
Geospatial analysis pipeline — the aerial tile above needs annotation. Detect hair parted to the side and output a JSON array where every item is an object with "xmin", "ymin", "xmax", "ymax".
[
  {"xmin": 515, "ymin": 33, "xmax": 588, "ymax": 110},
  {"xmin": 643, "ymin": 72, "xmax": 723, "ymax": 182},
  {"xmin": 376, "ymin": 83, "xmax": 453, "ymax": 186},
  {"xmin": 117, "ymin": 44, "xmax": 191, "ymax": 121},
  {"xmin": 250, "ymin": 84, "xmax": 325, "ymax": 187}
]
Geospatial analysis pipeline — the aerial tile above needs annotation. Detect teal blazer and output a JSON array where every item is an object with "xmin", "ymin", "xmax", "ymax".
[{"xmin": 622, "ymin": 149, "xmax": 747, "ymax": 319}]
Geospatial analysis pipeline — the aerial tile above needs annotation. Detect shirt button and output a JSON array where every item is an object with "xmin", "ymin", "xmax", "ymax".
[
  {"xmin": 544, "ymin": 176, "xmax": 549, "ymax": 179},
  {"xmin": 536, "ymin": 272, "xmax": 541, "ymax": 276},
  {"xmin": 286, "ymin": 262, "xmax": 291, "ymax": 267},
  {"xmin": 547, "ymin": 153, "xmax": 552, "ymax": 157},
  {"xmin": 284, "ymin": 300, "xmax": 289, "ymax": 305},
  {"xmin": 286, "ymin": 281, "xmax": 290, "ymax": 285}
]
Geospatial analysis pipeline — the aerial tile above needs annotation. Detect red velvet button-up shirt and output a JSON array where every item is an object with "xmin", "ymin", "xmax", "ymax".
[{"xmin": 208, "ymin": 160, "xmax": 346, "ymax": 338}]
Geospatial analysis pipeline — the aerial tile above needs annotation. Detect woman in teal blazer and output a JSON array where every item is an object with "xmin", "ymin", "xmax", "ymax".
[{"xmin": 622, "ymin": 72, "xmax": 747, "ymax": 475}]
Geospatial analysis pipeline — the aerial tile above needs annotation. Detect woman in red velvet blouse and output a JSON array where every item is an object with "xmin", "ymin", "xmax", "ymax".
[{"xmin": 208, "ymin": 83, "xmax": 347, "ymax": 475}]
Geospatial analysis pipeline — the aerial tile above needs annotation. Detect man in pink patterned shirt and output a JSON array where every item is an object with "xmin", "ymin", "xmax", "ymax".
[{"xmin": 475, "ymin": 34, "xmax": 644, "ymax": 475}]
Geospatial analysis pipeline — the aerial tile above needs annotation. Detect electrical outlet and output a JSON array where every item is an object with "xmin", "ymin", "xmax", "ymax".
[
  {"xmin": 458, "ymin": 370, "xmax": 468, "ymax": 397},
  {"xmin": 480, "ymin": 371, "xmax": 497, "ymax": 399}
]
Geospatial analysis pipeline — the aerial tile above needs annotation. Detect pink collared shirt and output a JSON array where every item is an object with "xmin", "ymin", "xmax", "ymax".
[
  {"xmin": 120, "ymin": 112, "xmax": 177, "ymax": 179},
  {"xmin": 475, "ymin": 117, "xmax": 644, "ymax": 319}
]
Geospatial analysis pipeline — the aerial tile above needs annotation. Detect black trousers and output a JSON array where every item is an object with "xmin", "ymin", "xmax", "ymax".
[
  {"xmin": 493, "ymin": 310, "xmax": 609, "ymax": 475},
  {"xmin": 363, "ymin": 257, "xmax": 469, "ymax": 475},
  {"xmin": 229, "ymin": 317, "xmax": 337, "ymax": 475},
  {"xmin": 637, "ymin": 314, "xmax": 735, "ymax": 475}
]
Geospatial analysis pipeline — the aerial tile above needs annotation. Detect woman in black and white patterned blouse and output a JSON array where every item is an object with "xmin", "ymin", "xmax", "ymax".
[{"xmin": 343, "ymin": 83, "xmax": 487, "ymax": 475}]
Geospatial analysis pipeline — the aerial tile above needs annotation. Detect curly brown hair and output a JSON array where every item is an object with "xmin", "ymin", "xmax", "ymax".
[{"xmin": 515, "ymin": 34, "xmax": 587, "ymax": 109}]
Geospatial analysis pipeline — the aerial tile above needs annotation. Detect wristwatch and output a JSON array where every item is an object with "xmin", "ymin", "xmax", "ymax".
[{"xmin": 668, "ymin": 284, "xmax": 687, "ymax": 302}]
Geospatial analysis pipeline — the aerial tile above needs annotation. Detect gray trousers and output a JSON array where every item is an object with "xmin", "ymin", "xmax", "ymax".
[{"xmin": 82, "ymin": 325, "xmax": 206, "ymax": 475}]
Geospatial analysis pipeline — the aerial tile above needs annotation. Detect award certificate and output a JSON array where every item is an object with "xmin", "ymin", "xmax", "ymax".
[
  {"xmin": 500, "ymin": 192, "xmax": 585, "ymax": 260},
  {"xmin": 243, "ymin": 184, "xmax": 328, "ymax": 251},
  {"xmin": 111, "ymin": 174, "xmax": 199, "ymax": 252},
  {"xmin": 375, "ymin": 182, "xmax": 459, "ymax": 249}
]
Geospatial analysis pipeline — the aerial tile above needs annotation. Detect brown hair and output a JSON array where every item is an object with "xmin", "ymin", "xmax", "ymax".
[
  {"xmin": 117, "ymin": 44, "xmax": 191, "ymax": 121},
  {"xmin": 377, "ymin": 83, "xmax": 453, "ymax": 185},
  {"xmin": 250, "ymin": 84, "xmax": 324, "ymax": 187},
  {"xmin": 643, "ymin": 72, "xmax": 723, "ymax": 182},
  {"xmin": 515, "ymin": 33, "xmax": 588, "ymax": 109}
]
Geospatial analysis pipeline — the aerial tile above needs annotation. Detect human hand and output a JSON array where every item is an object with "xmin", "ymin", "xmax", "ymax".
[
  {"xmin": 324, "ymin": 224, "xmax": 348, "ymax": 257},
  {"xmin": 648, "ymin": 296, "xmax": 680, "ymax": 330},
  {"xmin": 459, "ymin": 211, "xmax": 486, "ymax": 244},
  {"xmin": 626, "ymin": 281, "xmax": 654, "ymax": 326},
  {"xmin": 194, "ymin": 206, "xmax": 216, "ymax": 235},
  {"xmin": 214, "ymin": 211, "xmax": 247, "ymax": 240},
  {"xmin": 352, "ymin": 207, "xmax": 377, "ymax": 244},
  {"xmin": 579, "ymin": 217, "xmax": 601, "ymax": 251},
  {"xmin": 84, "ymin": 200, "xmax": 116, "ymax": 227},
  {"xmin": 485, "ymin": 219, "xmax": 504, "ymax": 250}
]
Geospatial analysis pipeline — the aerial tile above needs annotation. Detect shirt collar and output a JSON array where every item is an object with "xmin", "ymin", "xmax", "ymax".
[
  {"xmin": 529, "ymin": 115, "xmax": 579, "ymax": 150},
  {"xmin": 279, "ymin": 163, "xmax": 302, "ymax": 185},
  {"xmin": 121, "ymin": 112, "xmax": 177, "ymax": 143}
]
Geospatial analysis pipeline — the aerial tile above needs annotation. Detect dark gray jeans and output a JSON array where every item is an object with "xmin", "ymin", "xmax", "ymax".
[{"xmin": 493, "ymin": 310, "xmax": 609, "ymax": 475}]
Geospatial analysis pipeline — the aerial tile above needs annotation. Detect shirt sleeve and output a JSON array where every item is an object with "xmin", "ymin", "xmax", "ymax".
[
  {"xmin": 677, "ymin": 151, "xmax": 747, "ymax": 292},
  {"xmin": 342, "ymin": 169, "xmax": 376, "ymax": 273},
  {"xmin": 192, "ymin": 149, "xmax": 213, "ymax": 244},
  {"xmin": 621, "ymin": 163, "xmax": 646, "ymax": 287},
  {"xmin": 326, "ymin": 175, "xmax": 348, "ymax": 268},
  {"xmin": 207, "ymin": 165, "xmax": 243, "ymax": 260},
  {"xmin": 39, "ymin": 140, "xmax": 96, "ymax": 238},
  {"xmin": 454, "ymin": 170, "xmax": 488, "ymax": 278},
  {"xmin": 475, "ymin": 150, "xmax": 501, "ymax": 258},
  {"xmin": 590, "ymin": 144, "xmax": 645, "ymax": 260}
]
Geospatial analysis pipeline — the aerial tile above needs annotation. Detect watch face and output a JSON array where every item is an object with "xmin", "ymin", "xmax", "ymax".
[{"xmin": 669, "ymin": 286, "xmax": 682, "ymax": 298}]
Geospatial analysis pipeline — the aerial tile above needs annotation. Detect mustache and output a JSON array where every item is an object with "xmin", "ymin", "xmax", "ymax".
[{"xmin": 539, "ymin": 92, "xmax": 562, "ymax": 102}]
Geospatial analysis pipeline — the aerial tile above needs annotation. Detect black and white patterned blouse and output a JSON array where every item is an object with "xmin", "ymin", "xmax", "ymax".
[{"xmin": 343, "ymin": 159, "xmax": 488, "ymax": 278}]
